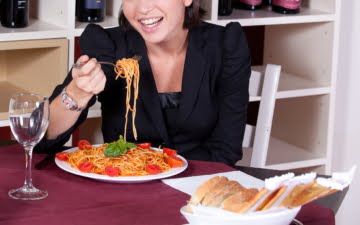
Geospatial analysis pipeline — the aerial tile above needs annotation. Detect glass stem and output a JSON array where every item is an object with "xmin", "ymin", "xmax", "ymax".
[{"xmin": 24, "ymin": 145, "xmax": 34, "ymax": 189}]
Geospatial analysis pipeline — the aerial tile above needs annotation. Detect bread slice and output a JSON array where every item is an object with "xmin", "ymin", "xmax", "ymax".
[
  {"xmin": 280, "ymin": 182, "xmax": 314, "ymax": 208},
  {"xmin": 222, "ymin": 188, "xmax": 267, "ymax": 214},
  {"xmin": 289, "ymin": 182, "xmax": 331, "ymax": 208},
  {"xmin": 189, "ymin": 176, "xmax": 229, "ymax": 205},
  {"xmin": 202, "ymin": 180, "xmax": 245, "ymax": 207},
  {"xmin": 256, "ymin": 186, "xmax": 287, "ymax": 211}
]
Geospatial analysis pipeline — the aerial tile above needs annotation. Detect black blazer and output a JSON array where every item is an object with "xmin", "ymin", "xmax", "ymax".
[{"xmin": 35, "ymin": 22, "xmax": 251, "ymax": 165}]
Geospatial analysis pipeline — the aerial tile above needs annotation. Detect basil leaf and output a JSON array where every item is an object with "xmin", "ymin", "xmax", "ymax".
[
  {"xmin": 126, "ymin": 142, "xmax": 136, "ymax": 149},
  {"xmin": 104, "ymin": 136, "xmax": 135, "ymax": 157}
]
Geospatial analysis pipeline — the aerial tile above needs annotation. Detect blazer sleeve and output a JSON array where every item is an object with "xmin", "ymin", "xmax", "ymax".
[
  {"xmin": 200, "ymin": 22, "xmax": 251, "ymax": 165},
  {"xmin": 34, "ymin": 24, "xmax": 116, "ymax": 154}
]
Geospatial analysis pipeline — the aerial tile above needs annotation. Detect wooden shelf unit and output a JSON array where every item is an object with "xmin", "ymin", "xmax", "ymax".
[
  {"xmin": 212, "ymin": 0, "xmax": 340, "ymax": 173},
  {"xmin": 0, "ymin": 39, "xmax": 68, "ymax": 120},
  {"xmin": 0, "ymin": 0, "xmax": 341, "ymax": 173}
]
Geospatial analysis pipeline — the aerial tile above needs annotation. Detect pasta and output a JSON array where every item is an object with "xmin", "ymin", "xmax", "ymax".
[
  {"xmin": 66, "ymin": 145, "xmax": 173, "ymax": 176},
  {"xmin": 114, "ymin": 58, "xmax": 140, "ymax": 141}
]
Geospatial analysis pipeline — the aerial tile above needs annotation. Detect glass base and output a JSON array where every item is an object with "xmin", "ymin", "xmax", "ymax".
[{"xmin": 9, "ymin": 186, "xmax": 48, "ymax": 200}]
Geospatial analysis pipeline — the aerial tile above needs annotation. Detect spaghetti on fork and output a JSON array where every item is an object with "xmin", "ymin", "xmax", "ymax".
[{"xmin": 114, "ymin": 58, "xmax": 140, "ymax": 140}]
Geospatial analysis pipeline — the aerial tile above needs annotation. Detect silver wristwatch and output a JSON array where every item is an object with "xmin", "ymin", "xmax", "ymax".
[{"xmin": 61, "ymin": 87, "xmax": 84, "ymax": 111}]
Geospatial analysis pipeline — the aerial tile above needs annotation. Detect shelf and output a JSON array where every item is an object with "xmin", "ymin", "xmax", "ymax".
[
  {"xmin": 75, "ymin": 16, "xmax": 119, "ymax": 36},
  {"xmin": 238, "ymin": 136, "xmax": 327, "ymax": 170},
  {"xmin": 270, "ymin": 95, "xmax": 330, "ymax": 170},
  {"xmin": 249, "ymin": 65, "xmax": 331, "ymax": 102},
  {"xmin": 0, "ymin": 19, "xmax": 68, "ymax": 41},
  {"xmin": 265, "ymin": 159, "xmax": 327, "ymax": 170},
  {"xmin": 277, "ymin": 75, "xmax": 331, "ymax": 99},
  {"xmin": 217, "ymin": 7, "xmax": 335, "ymax": 26},
  {"xmin": 0, "ymin": 120, "xmax": 9, "ymax": 127},
  {"xmin": 250, "ymin": 96, "xmax": 261, "ymax": 102},
  {"xmin": 0, "ymin": 38, "xmax": 68, "ymax": 124},
  {"xmin": 0, "ymin": 82, "xmax": 29, "ymax": 121},
  {"xmin": 265, "ymin": 137, "xmax": 327, "ymax": 170}
]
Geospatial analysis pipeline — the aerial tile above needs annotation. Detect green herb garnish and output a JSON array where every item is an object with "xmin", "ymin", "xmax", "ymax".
[{"xmin": 104, "ymin": 136, "xmax": 136, "ymax": 157}]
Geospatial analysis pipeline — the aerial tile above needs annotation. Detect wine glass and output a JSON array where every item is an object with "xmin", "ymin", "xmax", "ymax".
[{"xmin": 8, "ymin": 93, "xmax": 49, "ymax": 200}]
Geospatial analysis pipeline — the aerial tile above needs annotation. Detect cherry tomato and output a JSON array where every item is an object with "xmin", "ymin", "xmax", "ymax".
[
  {"xmin": 55, "ymin": 152, "xmax": 68, "ymax": 161},
  {"xmin": 105, "ymin": 166, "xmax": 120, "ymax": 177},
  {"xmin": 163, "ymin": 147, "xmax": 177, "ymax": 156},
  {"xmin": 136, "ymin": 142, "xmax": 151, "ymax": 149},
  {"xmin": 78, "ymin": 162, "xmax": 94, "ymax": 173},
  {"xmin": 145, "ymin": 164, "xmax": 162, "ymax": 174},
  {"xmin": 165, "ymin": 155, "xmax": 184, "ymax": 168},
  {"xmin": 78, "ymin": 140, "xmax": 92, "ymax": 150},
  {"xmin": 84, "ymin": 144, "xmax": 93, "ymax": 150}
]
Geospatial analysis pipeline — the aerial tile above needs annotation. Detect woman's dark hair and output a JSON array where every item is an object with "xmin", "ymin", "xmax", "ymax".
[{"xmin": 118, "ymin": 0, "xmax": 206, "ymax": 30}]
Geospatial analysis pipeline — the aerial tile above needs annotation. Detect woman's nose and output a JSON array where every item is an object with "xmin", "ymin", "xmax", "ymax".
[{"xmin": 136, "ymin": 0, "xmax": 155, "ymax": 14}]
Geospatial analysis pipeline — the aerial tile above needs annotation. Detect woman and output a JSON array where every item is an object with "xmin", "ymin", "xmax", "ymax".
[{"xmin": 36, "ymin": 0, "xmax": 251, "ymax": 166}]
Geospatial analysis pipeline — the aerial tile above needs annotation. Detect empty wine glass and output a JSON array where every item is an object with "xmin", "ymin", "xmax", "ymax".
[{"xmin": 8, "ymin": 93, "xmax": 49, "ymax": 200}]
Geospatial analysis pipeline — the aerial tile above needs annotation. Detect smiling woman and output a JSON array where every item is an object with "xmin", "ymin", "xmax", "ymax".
[
  {"xmin": 119, "ymin": 0, "xmax": 205, "ymax": 30},
  {"xmin": 119, "ymin": 0, "xmax": 205, "ymax": 44},
  {"xmin": 36, "ymin": 0, "xmax": 251, "ymax": 166}
]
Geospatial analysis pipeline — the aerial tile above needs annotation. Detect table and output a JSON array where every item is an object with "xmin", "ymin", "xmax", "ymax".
[{"xmin": 0, "ymin": 145, "xmax": 337, "ymax": 225}]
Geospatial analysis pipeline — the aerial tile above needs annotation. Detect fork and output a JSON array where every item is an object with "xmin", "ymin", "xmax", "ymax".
[
  {"xmin": 72, "ymin": 61, "xmax": 115, "ymax": 69},
  {"xmin": 72, "ymin": 55, "xmax": 142, "ymax": 69}
]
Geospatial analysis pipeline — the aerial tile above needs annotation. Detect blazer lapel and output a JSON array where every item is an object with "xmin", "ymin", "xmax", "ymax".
[
  {"xmin": 126, "ymin": 30, "xmax": 170, "ymax": 144},
  {"xmin": 178, "ymin": 27, "xmax": 206, "ymax": 125}
]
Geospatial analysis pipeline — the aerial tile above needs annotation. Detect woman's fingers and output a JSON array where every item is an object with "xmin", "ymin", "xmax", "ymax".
[
  {"xmin": 91, "ymin": 74, "xmax": 107, "ymax": 95},
  {"xmin": 77, "ymin": 55, "xmax": 89, "ymax": 64},
  {"xmin": 72, "ymin": 56, "xmax": 106, "ymax": 94},
  {"xmin": 73, "ymin": 58, "xmax": 98, "ymax": 78},
  {"xmin": 82, "ymin": 67, "xmax": 106, "ymax": 93}
]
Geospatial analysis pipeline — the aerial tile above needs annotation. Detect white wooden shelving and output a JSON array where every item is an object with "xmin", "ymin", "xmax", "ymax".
[
  {"xmin": 0, "ymin": 0, "xmax": 340, "ymax": 173},
  {"xmin": 0, "ymin": 38, "xmax": 68, "ymax": 120},
  {"xmin": 217, "ymin": 7, "xmax": 335, "ymax": 26},
  {"xmin": 214, "ymin": 0, "xmax": 340, "ymax": 173}
]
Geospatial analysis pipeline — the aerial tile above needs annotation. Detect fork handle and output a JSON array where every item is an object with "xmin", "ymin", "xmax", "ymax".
[{"xmin": 72, "ymin": 61, "xmax": 115, "ymax": 69}]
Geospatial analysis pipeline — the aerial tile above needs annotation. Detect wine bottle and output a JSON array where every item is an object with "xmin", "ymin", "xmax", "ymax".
[
  {"xmin": 219, "ymin": 0, "xmax": 233, "ymax": 16},
  {"xmin": 272, "ymin": 0, "xmax": 302, "ymax": 14},
  {"xmin": 77, "ymin": 0, "xmax": 106, "ymax": 23},
  {"xmin": 262, "ymin": 0, "xmax": 272, "ymax": 6},
  {"xmin": 0, "ymin": 0, "xmax": 29, "ymax": 28},
  {"xmin": 232, "ymin": 0, "xmax": 262, "ymax": 10}
]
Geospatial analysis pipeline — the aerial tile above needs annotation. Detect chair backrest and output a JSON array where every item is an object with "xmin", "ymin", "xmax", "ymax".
[{"xmin": 241, "ymin": 64, "xmax": 281, "ymax": 167}]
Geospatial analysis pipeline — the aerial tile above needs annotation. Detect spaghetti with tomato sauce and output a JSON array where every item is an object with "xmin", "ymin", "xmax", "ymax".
[{"xmin": 56, "ymin": 143, "xmax": 184, "ymax": 177}]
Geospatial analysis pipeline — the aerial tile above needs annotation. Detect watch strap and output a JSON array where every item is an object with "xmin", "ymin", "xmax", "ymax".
[{"xmin": 61, "ymin": 87, "xmax": 84, "ymax": 112}]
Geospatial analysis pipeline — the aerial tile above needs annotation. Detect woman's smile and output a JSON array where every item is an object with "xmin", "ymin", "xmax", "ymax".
[{"xmin": 138, "ymin": 16, "xmax": 164, "ymax": 33}]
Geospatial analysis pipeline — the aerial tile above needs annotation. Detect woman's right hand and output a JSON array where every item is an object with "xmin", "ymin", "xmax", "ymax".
[{"xmin": 67, "ymin": 55, "xmax": 107, "ymax": 108}]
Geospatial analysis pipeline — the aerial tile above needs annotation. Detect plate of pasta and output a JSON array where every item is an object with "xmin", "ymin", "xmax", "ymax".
[{"xmin": 54, "ymin": 139, "xmax": 188, "ymax": 183}]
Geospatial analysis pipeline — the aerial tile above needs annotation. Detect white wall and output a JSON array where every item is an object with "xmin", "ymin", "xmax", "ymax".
[{"xmin": 333, "ymin": 0, "xmax": 360, "ymax": 224}]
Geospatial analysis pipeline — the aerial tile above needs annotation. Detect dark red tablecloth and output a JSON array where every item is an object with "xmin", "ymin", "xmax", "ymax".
[{"xmin": 0, "ymin": 145, "xmax": 335, "ymax": 225}]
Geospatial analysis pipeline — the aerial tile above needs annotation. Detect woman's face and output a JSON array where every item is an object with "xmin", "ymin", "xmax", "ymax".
[{"xmin": 122, "ymin": 0, "xmax": 193, "ymax": 44}]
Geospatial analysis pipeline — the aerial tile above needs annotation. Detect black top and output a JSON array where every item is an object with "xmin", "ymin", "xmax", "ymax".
[
  {"xmin": 159, "ymin": 92, "xmax": 182, "ymax": 140},
  {"xmin": 158, "ymin": 92, "xmax": 181, "ymax": 109},
  {"xmin": 35, "ymin": 22, "xmax": 251, "ymax": 165}
]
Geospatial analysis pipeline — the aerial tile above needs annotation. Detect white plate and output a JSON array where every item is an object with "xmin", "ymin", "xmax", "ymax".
[{"xmin": 55, "ymin": 146, "xmax": 188, "ymax": 183}]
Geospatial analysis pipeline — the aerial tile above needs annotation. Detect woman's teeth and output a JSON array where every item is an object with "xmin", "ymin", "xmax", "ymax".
[{"xmin": 140, "ymin": 17, "xmax": 163, "ymax": 27}]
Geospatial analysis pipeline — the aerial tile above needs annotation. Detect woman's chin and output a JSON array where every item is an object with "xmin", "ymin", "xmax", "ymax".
[{"xmin": 141, "ymin": 32, "xmax": 168, "ymax": 45}]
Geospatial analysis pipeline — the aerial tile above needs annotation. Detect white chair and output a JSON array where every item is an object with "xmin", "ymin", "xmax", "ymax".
[{"xmin": 237, "ymin": 64, "xmax": 281, "ymax": 168}]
